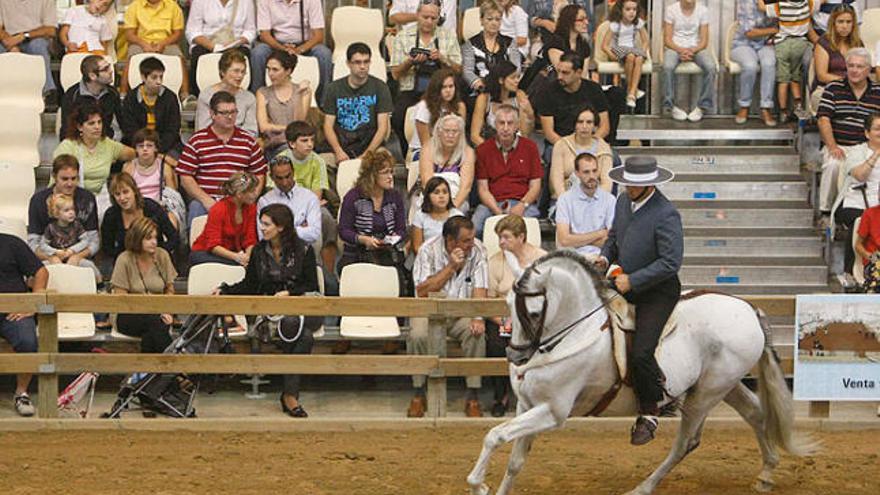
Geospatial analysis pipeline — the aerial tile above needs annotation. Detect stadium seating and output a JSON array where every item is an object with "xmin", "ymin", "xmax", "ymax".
[
  {"xmin": 0, "ymin": 216, "xmax": 27, "ymax": 241},
  {"xmin": 0, "ymin": 52, "xmax": 46, "ymax": 112},
  {"xmin": 0, "ymin": 106, "xmax": 42, "ymax": 168},
  {"xmin": 189, "ymin": 215, "xmax": 208, "ymax": 247},
  {"xmin": 280, "ymin": 54, "xmax": 320, "ymax": 107},
  {"xmin": 335, "ymin": 159, "xmax": 362, "ymax": 200},
  {"xmin": 861, "ymin": 9, "xmax": 880, "ymax": 63},
  {"xmin": 59, "ymin": 52, "xmax": 95, "ymax": 92},
  {"xmin": 0, "ymin": 163, "xmax": 35, "ymax": 220},
  {"xmin": 332, "ymin": 55, "xmax": 388, "ymax": 82},
  {"xmin": 330, "ymin": 7, "xmax": 384, "ymax": 68},
  {"xmin": 313, "ymin": 266, "xmax": 326, "ymax": 338},
  {"xmin": 853, "ymin": 217, "xmax": 866, "ymax": 285},
  {"xmin": 127, "ymin": 52, "xmax": 185, "ymax": 96},
  {"xmin": 462, "ymin": 7, "xmax": 481, "ymax": 41},
  {"xmin": 45, "ymin": 264, "xmax": 97, "ymax": 340},
  {"xmin": 339, "ymin": 263, "xmax": 401, "ymax": 339},
  {"xmin": 594, "ymin": 20, "xmax": 653, "ymax": 76},
  {"xmin": 195, "ymin": 52, "xmax": 252, "ymax": 94},
  {"xmin": 187, "ymin": 263, "xmax": 248, "ymax": 337},
  {"xmin": 482, "ymin": 214, "xmax": 541, "ymax": 258}
]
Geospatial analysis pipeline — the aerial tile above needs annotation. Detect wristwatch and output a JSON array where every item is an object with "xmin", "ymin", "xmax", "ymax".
[
  {"xmin": 23, "ymin": 32, "xmax": 31, "ymax": 41},
  {"xmin": 521, "ymin": 201, "xmax": 531, "ymax": 209}
]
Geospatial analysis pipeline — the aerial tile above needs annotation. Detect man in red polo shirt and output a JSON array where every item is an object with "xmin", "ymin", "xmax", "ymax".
[
  {"xmin": 176, "ymin": 91, "xmax": 268, "ymax": 228},
  {"xmin": 473, "ymin": 103, "xmax": 543, "ymax": 237}
]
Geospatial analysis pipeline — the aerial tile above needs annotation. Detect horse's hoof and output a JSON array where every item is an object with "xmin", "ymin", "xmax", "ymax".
[
  {"xmin": 469, "ymin": 483, "xmax": 491, "ymax": 495},
  {"xmin": 753, "ymin": 478, "xmax": 774, "ymax": 493}
]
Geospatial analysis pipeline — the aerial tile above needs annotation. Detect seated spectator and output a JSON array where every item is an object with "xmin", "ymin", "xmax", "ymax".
[
  {"xmin": 486, "ymin": 214, "xmax": 545, "ymax": 416},
  {"xmin": 177, "ymin": 91, "xmax": 268, "ymax": 227},
  {"xmin": 59, "ymin": 0, "xmax": 113, "ymax": 55},
  {"xmin": 812, "ymin": 5, "xmax": 862, "ymax": 113},
  {"xmin": 525, "ymin": 0, "xmax": 593, "ymax": 46},
  {"xmin": 120, "ymin": 56, "xmax": 183, "ymax": 155},
  {"xmin": 0, "ymin": 0, "xmax": 58, "ymax": 109},
  {"xmin": 322, "ymin": 43, "xmax": 393, "ymax": 164},
  {"xmin": 813, "ymin": 0, "xmax": 860, "ymax": 38},
  {"xmin": 190, "ymin": 172, "xmax": 260, "ymax": 266},
  {"xmin": 549, "ymin": 107, "xmax": 613, "ymax": 200},
  {"xmin": 38, "ymin": 193, "xmax": 102, "ymax": 282},
  {"xmin": 390, "ymin": 1, "xmax": 462, "ymax": 145},
  {"xmin": 101, "ymin": 172, "xmax": 179, "ymax": 262},
  {"xmin": 473, "ymin": 104, "xmax": 542, "ymax": 237},
  {"xmin": 389, "ymin": 0, "xmax": 457, "ymax": 35},
  {"xmin": 855, "ymin": 183, "xmax": 880, "ymax": 270},
  {"xmin": 835, "ymin": 113, "xmax": 880, "ymax": 283},
  {"xmin": 257, "ymin": 155, "xmax": 322, "ymax": 250},
  {"xmin": 470, "ymin": 61, "xmax": 534, "ymax": 147},
  {"xmin": 122, "ymin": 129, "xmax": 185, "ymax": 231},
  {"xmin": 408, "ymin": 216, "xmax": 487, "ymax": 418},
  {"xmin": 0, "ymin": 232, "xmax": 48, "ymax": 417},
  {"xmin": 59, "ymin": 55, "xmax": 122, "ymax": 139},
  {"xmin": 408, "ymin": 68, "xmax": 466, "ymax": 160},
  {"xmin": 54, "ymin": 104, "xmax": 136, "ymax": 211},
  {"xmin": 497, "ymin": 0, "xmax": 529, "ymax": 58},
  {"xmin": 219, "ymin": 204, "xmax": 321, "ymax": 418},
  {"xmin": 185, "ymin": 0, "xmax": 255, "ymax": 96},
  {"xmin": 251, "ymin": 0, "xmax": 331, "ymax": 97},
  {"xmin": 28, "ymin": 155, "xmax": 99, "ymax": 266},
  {"xmin": 196, "ymin": 49, "xmax": 258, "ymax": 135},
  {"xmin": 461, "ymin": 1, "xmax": 521, "ymax": 98},
  {"xmin": 122, "ymin": 0, "xmax": 190, "ymax": 97},
  {"xmin": 662, "ymin": 0, "xmax": 715, "ymax": 122},
  {"xmin": 337, "ymin": 149, "xmax": 407, "ymax": 279},
  {"xmin": 411, "ymin": 176, "xmax": 463, "ymax": 255},
  {"xmin": 555, "ymin": 152, "xmax": 616, "ymax": 258},
  {"xmin": 816, "ymin": 48, "xmax": 880, "ymax": 215},
  {"xmin": 730, "ymin": 0, "xmax": 777, "ymax": 126},
  {"xmin": 600, "ymin": 0, "xmax": 649, "ymax": 108},
  {"xmin": 418, "ymin": 114, "xmax": 475, "ymax": 213},
  {"xmin": 537, "ymin": 5, "xmax": 591, "ymax": 75},
  {"xmin": 110, "ymin": 217, "xmax": 177, "ymax": 353},
  {"xmin": 256, "ymin": 50, "xmax": 310, "ymax": 159}
]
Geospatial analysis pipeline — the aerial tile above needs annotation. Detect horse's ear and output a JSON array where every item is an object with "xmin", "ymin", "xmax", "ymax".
[{"xmin": 535, "ymin": 266, "xmax": 552, "ymax": 286}]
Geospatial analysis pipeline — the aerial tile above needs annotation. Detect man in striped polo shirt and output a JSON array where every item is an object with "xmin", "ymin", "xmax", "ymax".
[
  {"xmin": 177, "ymin": 91, "xmax": 268, "ymax": 227},
  {"xmin": 817, "ymin": 48, "xmax": 880, "ymax": 215}
]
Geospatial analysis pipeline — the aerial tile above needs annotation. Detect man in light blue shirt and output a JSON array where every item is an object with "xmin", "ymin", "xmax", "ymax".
[
  {"xmin": 555, "ymin": 152, "xmax": 615, "ymax": 258},
  {"xmin": 257, "ymin": 155, "xmax": 322, "ymax": 246}
]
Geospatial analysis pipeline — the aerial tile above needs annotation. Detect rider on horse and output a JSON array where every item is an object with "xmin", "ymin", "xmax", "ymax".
[{"xmin": 596, "ymin": 156, "xmax": 683, "ymax": 446}]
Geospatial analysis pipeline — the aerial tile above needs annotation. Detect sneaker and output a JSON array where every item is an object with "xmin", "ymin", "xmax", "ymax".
[
  {"xmin": 636, "ymin": 89, "xmax": 646, "ymax": 99},
  {"xmin": 687, "ymin": 107, "xmax": 704, "ymax": 122},
  {"xmin": 671, "ymin": 106, "xmax": 688, "ymax": 121},
  {"xmin": 630, "ymin": 415, "xmax": 658, "ymax": 445},
  {"xmin": 837, "ymin": 273, "xmax": 857, "ymax": 289},
  {"xmin": 793, "ymin": 105, "xmax": 811, "ymax": 121},
  {"xmin": 14, "ymin": 394, "xmax": 35, "ymax": 417},
  {"xmin": 626, "ymin": 94, "xmax": 637, "ymax": 108},
  {"xmin": 181, "ymin": 94, "xmax": 198, "ymax": 111}
]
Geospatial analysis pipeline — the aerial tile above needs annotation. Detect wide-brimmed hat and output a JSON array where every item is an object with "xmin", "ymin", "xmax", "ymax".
[{"xmin": 607, "ymin": 156, "xmax": 674, "ymax": 186}]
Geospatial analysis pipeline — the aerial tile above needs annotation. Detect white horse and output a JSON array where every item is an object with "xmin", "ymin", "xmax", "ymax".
[{"xmin": 467, "ymin": 251, "xmax": 816, "ymax": 495}]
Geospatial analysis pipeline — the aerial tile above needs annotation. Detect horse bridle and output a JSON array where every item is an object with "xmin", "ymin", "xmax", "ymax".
[{"xmin": 510, "ymin": 267, "xmax": 619, "ymax": 355}]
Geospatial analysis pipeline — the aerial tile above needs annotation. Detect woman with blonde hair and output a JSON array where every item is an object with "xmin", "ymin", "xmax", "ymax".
[
  {"xmin": 111, "ymin": 217, "xmax": 177, "ymax": 353},
  {"xmin": 418, "ymin": 114, "xmax": 475, "ymax": 213},
  {"xmin": 190, "ymin": 172, "xmax": 261, "ymax": 266},
  {"xmin": 812, "ymin": 4, "xmax": 863, "ymax": 111},
  {"xmin": 101, "ymin": 172, "xmax": 179, "ymax": 261}
]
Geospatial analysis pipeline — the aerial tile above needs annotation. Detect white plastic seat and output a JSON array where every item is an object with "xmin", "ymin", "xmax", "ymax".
[
  {"xmin": 0, "ymin": 164, "xmax": 35, "ymax": 220},
  {"xmin": 594, "ymin": 21, "xmax": 653, "ymax": 75},
  {"xmin": 861, "ymin": 9, "xmax": 880, "ymax": 66},
  {"xmin": 332, "ymin": 56, "xmax": 387, "ymax": 82},
  {"xmin": 0, "ymin": 107, "xmax": 42, "ymax": 168},
  {"xmin": 45, "ymin": 264, "xmax": 97, "ymax": 340},
  {"xmin": 189, "ymin": 215, "xmax": 208, "ymax": 247},
  {"xmin": 462, "ymin": 7, "xmax": 482, "ymax": 41},
  {"xmin": 0, "ymin": 52, "xmax": 46, "ymax": 112},
  {"xmin": 187, "ymin": 263, "xmax": 248, "ymax": 337},
  {"xmin": 335, "ymin": 159, "xmax": 362, "ymax": 200},
  {"xmin": 313, "ymin": 266, "xmax": 325, "ymax": 338},
  {"xmin": 339, "ymin": 263, "xmax": 400, "ymax": 339},
  {"xmin": 853, "ymin": 217, "xmax": 866, "ymax": 285},
  {"xmin": 272, "ymin": 55, "xmax": 320, "ymax": 107},
  {"xmin": 0, "ymin": 216, "xmax": 27, "ymax": 241},
  {"xmin": 724, "ymin": 22, "xmax": 741, "ymax": 75},
  {"xmin": 196, "ymin": 52, "xmax": 251, "ymax": 94},
  {"xmin": 60, "ymin": 52, "xmax": 96, "ymax": 91},
  {"xmin": 482, "ymin": 214, "xmax": 541, "ymax": 259},
  {"xmin": 330, "ymin": 7, "xmax": 384, "ymax": 67},
  {"xmin": 128, "ymin": 52, "xmax": 184, "ymax": 96}
]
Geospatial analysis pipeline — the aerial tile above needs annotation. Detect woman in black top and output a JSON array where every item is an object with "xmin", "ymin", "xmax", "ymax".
[
  {"xmin": 543, "ymin": 4, "xmax": 592, "ymax": 69},
  {"xmin": 219, "ymin": 203, "xmax": 321, "ymax": 418},
  {"xmin": 461, "ymin": 1, "xmax": 521, "ymax": 95},
  {"xmin": 101, "ymin": 172, "xmax": 179, "ymax": 262}
]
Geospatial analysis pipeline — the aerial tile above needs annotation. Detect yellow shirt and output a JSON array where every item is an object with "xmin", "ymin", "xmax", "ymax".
[{"xmin": 123, "ymin": 0, "xmax": 184, "ymax": 44}]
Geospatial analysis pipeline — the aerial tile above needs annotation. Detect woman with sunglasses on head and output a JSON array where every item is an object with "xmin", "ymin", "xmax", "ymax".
[
  {"xmin": 190, "ymin": 172, "xmax": 261, "ymax": 267},
  {"xmin": 812, "ymin": 4, "xmax": 863, "ymax": 112},
  {"xmin": 418, "ymin": 115, "xmax": 474, "ymax": 214},
  {"xmin": 461, "ymin": 1, "xmax": 521, "ymax": 98},
  {"xmin": 470, "ymin": 60, "xmax": 534, "ymax": 147}
]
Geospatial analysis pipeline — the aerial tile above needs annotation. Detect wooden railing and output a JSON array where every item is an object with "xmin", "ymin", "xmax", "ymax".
[{"xmin": 0, "ymin": 294, "xmax": 798, "ymax": 420}]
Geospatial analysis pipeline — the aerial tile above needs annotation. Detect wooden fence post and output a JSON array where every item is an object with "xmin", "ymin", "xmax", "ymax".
[
  {"xmin": 36, "ymin": 302, "xmax": 58, "ymax": 419},
  {"xmin": 808, "ymin": 400, "xmax": 830, "ymax": 418}
]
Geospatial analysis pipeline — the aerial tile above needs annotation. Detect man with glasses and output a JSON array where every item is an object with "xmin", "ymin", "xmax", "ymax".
[
  {"xmin": 177, "ymin": 91, "xmax": 268, "ymax": 227},
  {"xmin": 59, "ymin": 54, "xmax": 122, "ymax": 140},
  {"xmin": 389, "ymin": 0, "xmax": 457, "ymax": 35},
  {"xmin": 0, "ymin": 0, "xmax": 58, "ymax": 110}
]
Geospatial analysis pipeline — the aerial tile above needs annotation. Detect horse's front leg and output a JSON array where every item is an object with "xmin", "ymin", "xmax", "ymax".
[
  {"xmin": 467, "ymin": 403, "xmax": 561, "ymax": 495},
  {"xmin": 495, "ymin": 434, "xmax": 535, "ymax": 495}
]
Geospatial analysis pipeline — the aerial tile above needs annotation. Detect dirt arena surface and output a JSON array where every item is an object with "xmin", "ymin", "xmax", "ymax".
[{"xmin": 0, "ymin": 426, "xmax": 876, "ymax": 494}]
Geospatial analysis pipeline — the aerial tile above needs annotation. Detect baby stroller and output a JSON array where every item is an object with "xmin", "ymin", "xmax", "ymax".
[{"xmin": 104, "ymin": 313, "xmax": 233, "ymax": 418}]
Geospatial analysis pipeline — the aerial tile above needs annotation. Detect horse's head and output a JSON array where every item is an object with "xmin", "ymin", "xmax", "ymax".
[{"xmin": 507, "ymin": 251, "xmax": 605, "ymax": 365}]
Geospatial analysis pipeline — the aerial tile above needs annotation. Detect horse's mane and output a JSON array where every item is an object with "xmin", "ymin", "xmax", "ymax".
[{"xmin": 519, "ymin": 250, "xmax": 608, "ymax": 302}]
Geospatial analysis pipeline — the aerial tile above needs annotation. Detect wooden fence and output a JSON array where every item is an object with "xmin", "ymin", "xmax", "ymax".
[{"xmin": 0, "ymin": 293, "xmax": 805, "ymax": 420}]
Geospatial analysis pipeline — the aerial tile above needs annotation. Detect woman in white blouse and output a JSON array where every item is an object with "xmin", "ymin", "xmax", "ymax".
[
  {"xmin": 195, "ymin": 49, "xmax": 258, "ymax": 135},
  {"xmin": 186, "ymin": 0, "xmax": 256, "ymax": 95}
]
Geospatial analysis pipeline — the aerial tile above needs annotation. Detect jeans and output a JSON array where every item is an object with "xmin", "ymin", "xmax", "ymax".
[
  {"xmin": 190, "ymin": 250, "xmax": 240, "ymax": 266},
  {"xmin": 472, "ymin": 199, "xmax": 540, "ymax": 238},
  {"xmin": 249, "ymin": 41, "xmax": 333, "ymax": 99},
  {"xmin": 730, "ymin": 44, "xmax": 776, "ymax": 109},
  {"xmin": 187, "ymin": 199, "xmax": 209, "ymax": 230},
  {"xmin": 0, "ymin": 316, "xmax": 38, "ymax": 353},
  {"xmin": 662, "ymin": 48, "xmax": 716, "ymax": 111},
  {"xmin": 0, "ymin": 37, "xmax": 56, "ymax": 94}
]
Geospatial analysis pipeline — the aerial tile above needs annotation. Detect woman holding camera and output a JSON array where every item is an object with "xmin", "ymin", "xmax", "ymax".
[{"xmin": 218, "ymin": 203, "xmax": 320, "ymax": 417}]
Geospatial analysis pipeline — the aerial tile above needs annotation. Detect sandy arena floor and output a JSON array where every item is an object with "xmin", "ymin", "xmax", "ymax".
[{"xmin": 0, "ymin": 427, "xmax": 876, "ymax": 494}]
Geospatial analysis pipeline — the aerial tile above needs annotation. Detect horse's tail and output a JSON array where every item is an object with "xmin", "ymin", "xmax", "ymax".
[{"xmin": 754, "ymin": 310, "xmax": 820, "ymax": 457}]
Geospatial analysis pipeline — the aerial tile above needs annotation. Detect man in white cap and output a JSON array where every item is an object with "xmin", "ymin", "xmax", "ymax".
[{"xmin": 595, "ymin": 155, "xmax": 683, "ymax": 446}]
